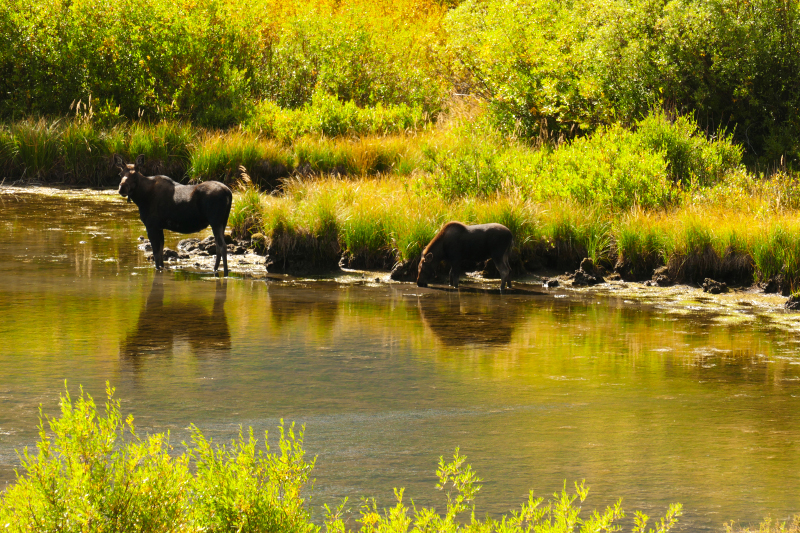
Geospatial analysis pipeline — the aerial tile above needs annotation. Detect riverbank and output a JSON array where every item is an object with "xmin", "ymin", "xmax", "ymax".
[
  {"xmin": 4, "ymin": 105, "xmax": 800, "ymax": 298},
  {"xmin": 227, "ymin": 175, "xmax": 800, "ymax": 300}
]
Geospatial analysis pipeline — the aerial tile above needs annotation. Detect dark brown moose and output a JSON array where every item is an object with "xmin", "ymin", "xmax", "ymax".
[
  {"xmin": 417, "ymin": 221, "xmax": 513, "ymax": 293},
  {"xmin": 114, "ymin": 154, "xmax": 233, "ymax": 276}
]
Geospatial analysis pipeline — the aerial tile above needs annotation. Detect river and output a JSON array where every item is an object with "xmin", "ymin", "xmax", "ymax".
[{"xmin": 1, "ymin": 187, "xmax": 799, "ymax": 531}]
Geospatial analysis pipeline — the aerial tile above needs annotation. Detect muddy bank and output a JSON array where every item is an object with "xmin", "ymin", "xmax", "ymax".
[{"xmin": 146, "ymin": 231, "xmax": 799, "ymax": 311}]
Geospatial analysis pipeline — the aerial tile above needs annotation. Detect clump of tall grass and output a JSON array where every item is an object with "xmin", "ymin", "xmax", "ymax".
[
  {"xmin": 614, "ymin": 212, "xmax": 668, "ymax": 279},
  {"xmin": 61, "ymin": 121, "xmax": 126, "ymax": 184},
  {"xmin": 293, "ymin": 135, "xmax": 422, "ymax": 176},
  {"xmin": 189, "ymin": 132, "xmax": 293, "ymax": 187},
  {"xmin": 229, "ymin": 171, "xmax": 264, "ymax": 239},
  {"xmin": 340, "ymin": 201, "xmax": 395, "ymax": 268},
  {"xmin": 10, "ymin": 118, "xmax": 61, "ymax": 180},
  {"xmin": 128, "ymin": 121, "xmax": 193, "ymax": 177},
  {"xmin": 0, "ymin": 126, "xmax": 14, "ymax": 177},
  {"xmin": 751, "ymin": 224, "xmax": 800, "ymax": 291}
]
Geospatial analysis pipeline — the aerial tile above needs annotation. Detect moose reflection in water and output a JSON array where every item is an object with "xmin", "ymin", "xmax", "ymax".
[
  {"xmin": 416, "ymin": 292, "xmax": 523, "ymax": 347},
  {"xmin": 120, "ymin": 276, "xmax": 231, "ymax": 361}
]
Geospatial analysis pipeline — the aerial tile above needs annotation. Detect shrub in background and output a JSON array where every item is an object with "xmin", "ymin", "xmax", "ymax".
[{"xmin": 442, "ymin": 0, "xmax": 800, "ymax": 167}]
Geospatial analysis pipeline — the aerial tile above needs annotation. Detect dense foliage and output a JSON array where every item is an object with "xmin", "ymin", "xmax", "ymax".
[
  {"xmin": 0, "ymin": 385, "xmax": 683, "ymax": 533},
  {"xmin": 0, "ymin": 0, "xmax": 447, "ymax": 126},
  {"xmin": 445, "ymin": 0, "xmax": 800, "ymax": 165},
  {"xmin": 1, "ymin": 0, "xmax": 798, "ymax": 165}
]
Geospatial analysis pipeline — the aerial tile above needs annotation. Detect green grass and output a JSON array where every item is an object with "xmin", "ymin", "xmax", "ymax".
[
  {"xmin": 10, "ymin": 118, "xmax": 61, "ymax": 181},
  {"xmin": 4, "ymin": 107, "xmax": 800, "ymax": 288},
  {"xmin": 228, "ymin": 172, "xmax": 800, "ymax": 286}
]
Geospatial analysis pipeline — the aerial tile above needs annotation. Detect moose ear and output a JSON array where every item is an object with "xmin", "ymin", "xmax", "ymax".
[
  {"xmin": 424, "ymin": 253, "xmax": 433, "ymax": 262},
  {"xmin": 113, "ymin": 154, "xmax": 125, "ymax": 170},
  {"xmin": 134, "ymin": 154, "xmax": 145, "ymax": 168}
]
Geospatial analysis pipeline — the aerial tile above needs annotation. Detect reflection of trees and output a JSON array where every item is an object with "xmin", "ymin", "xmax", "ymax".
[
  {"xmin": 417, "ymin": 293, "xmax": 523, "ymax": 347},
  {"xmin": 120, "ymin": 276, "xmax": 230, "ymax": 360}
]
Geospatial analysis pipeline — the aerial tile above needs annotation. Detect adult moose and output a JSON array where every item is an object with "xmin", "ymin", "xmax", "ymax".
[
  {"xmin": 417, "ymin": 221, "xmax": 513, "ymax": 293},
  {"xmin": 114, "ymin": 154, "xmax": 233, "ymax": 276}
]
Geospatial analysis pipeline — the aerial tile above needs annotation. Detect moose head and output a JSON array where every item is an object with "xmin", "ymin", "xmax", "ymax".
[
  {"xmin": 416, "ymin": 252, "xmax": 435, "ymax": 287},
  {"xmin": 114, "ymin": 154, "xmax": 145, "ymax": 201}
]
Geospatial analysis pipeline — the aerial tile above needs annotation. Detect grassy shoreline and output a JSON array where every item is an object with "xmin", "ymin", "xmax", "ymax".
[
  {"xmin": 4, "ymin": 110, "xmax": 800, "ymax": 294},
  {"xmin": 229, "ymin": 176, "xmax": 800, "ymax": 293}
]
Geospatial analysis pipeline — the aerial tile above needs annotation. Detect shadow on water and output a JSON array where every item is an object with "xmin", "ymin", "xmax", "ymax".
[
  {"xmin": 416, "ymin": 292, "xmax": 524, "ymax": 347},
  {"xmin": 119, "ymin": 275, "xmax": 231, "ymax": 364}
]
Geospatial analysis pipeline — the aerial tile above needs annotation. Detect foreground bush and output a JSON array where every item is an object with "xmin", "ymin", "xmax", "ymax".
[
  {"xmin": 324, "ymin": 450, "xmax": 682, "ymax": 533},
  {"xmin": 0, "ymin": 385, "xmax": 683, "ymax": 533},
  {"xmin": 0, "ymin": 384, "xmax": 316, "ymax": 532},
  {"xmin": 726, "ymin": 516, "xmax": 800, "ymax": 533}
]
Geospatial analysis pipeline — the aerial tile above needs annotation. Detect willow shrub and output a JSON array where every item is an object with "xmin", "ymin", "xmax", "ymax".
[
  {"xmin": 0, "ymin": 0, "xmax": 446, "ymax": 127},
  {"xmin": 444, "ymin": 0, "xmax": 800, "ymax": 165},
  {"xmin": 0, "ymin": 384, "xmax": 316, "ymax": 533},
  {"xmin": 325, "ymin": 449, "xmax": 683, "ymax": 533}
]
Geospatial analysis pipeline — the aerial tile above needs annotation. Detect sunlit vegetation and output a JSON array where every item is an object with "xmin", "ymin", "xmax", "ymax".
[
  {"xmin": 0, "ymin": 385, "xmax": 683, "ymax": 532},
  {"xmin": 1, "ymin": 0, "xmax": 799, "ymax": 284},
  {"xmin": 726, "ymin": 516, "xmax": 800, "ymax": 533}
]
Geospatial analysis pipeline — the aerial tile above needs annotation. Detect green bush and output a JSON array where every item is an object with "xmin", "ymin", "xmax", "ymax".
[
  {"xmin": 633, "ymin": 111, "xmax": 743, "ymax": 187},
  {"xmin": 247, "ymin": 91, "xmax": 429, "ymax": 141},
  {"xmin": 0, "ymin": 384, "xmax": 316, "ymax": 533},
  {"xmin": 442, "ymin": 0, "xmax": 800, "ymax": 166},
  {"xmin": 423, "ymin": 118, "xmax": 508, "ymax": 199}
]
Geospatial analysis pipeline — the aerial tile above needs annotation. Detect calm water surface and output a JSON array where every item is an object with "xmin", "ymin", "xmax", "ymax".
[{"xmin": 1, "ymin": 188, "xmax": 800, "ymax": 531}]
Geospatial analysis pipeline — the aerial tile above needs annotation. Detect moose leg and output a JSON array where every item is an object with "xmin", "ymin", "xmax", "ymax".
[
  {"xmin": 147, "ymin": 228, "xmax": 165, "ymax": 270},
  {"xmin": 495, "ymin": 250, "xmax": 512, "ymax": 293},
  {"xmin": 449, "ymin": 263, "xmax": 461, "ymax": 288},
  {"xmin": 211, "ymin": 224, "xmax": 228, "ymax": 277}
]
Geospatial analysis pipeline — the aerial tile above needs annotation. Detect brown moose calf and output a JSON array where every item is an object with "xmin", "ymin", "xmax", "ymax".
[
  {"xmin": 115, "ymin": 154, "xmax": 233, "ymax": 276},
  {"xmin": 417, "ymin": 221, "xmax": 513, "ymax": 293}
]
